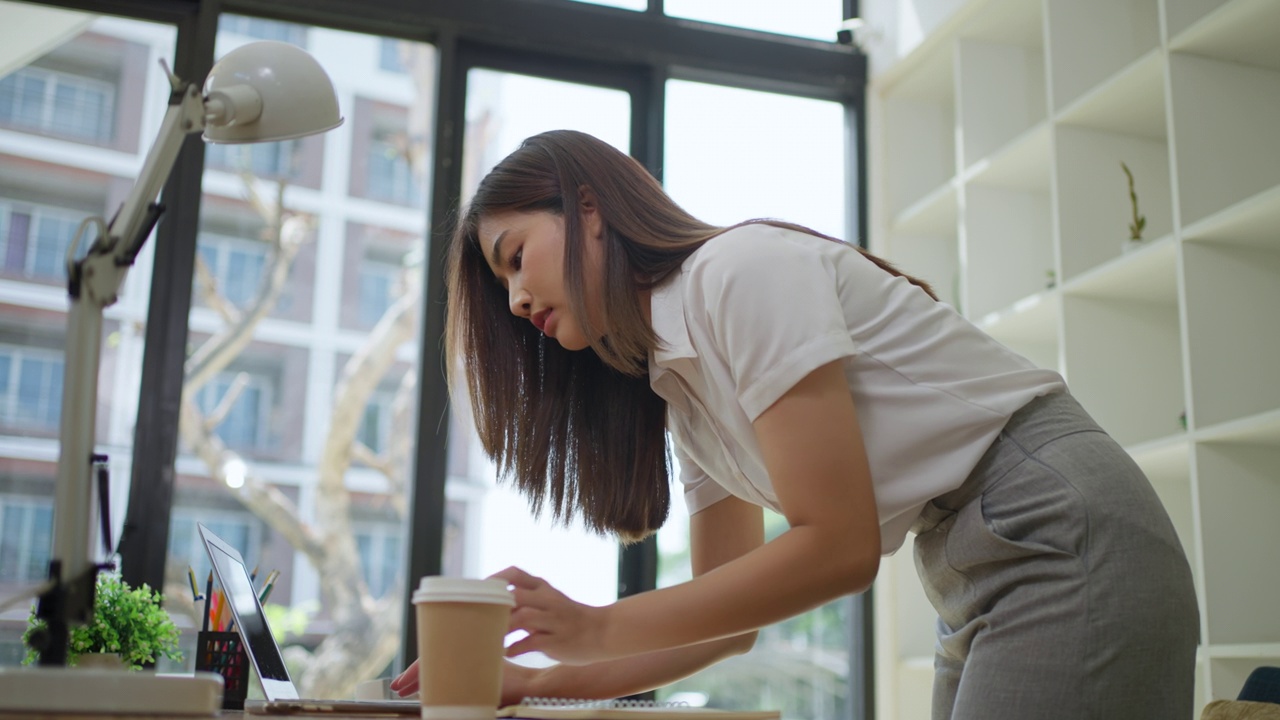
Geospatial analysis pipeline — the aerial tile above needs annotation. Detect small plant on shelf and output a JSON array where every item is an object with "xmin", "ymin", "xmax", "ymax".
[
  {"xmin": 22, "ymin": 572, "xmax": 183, "ymax": 670},
  {"xmin": 1121, "ymin": 161, "xmax": 1146, "ymax": 248}
]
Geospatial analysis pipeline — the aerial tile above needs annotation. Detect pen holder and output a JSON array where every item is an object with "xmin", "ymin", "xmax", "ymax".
[{"xmin": 196, "ymin": 631, "xmax": 250, "ymax": 710}]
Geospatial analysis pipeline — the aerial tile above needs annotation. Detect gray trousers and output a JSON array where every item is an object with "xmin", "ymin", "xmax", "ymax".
[{"xmin": 911, "ymin": 392, "xmax": 1199, "ymax": 720}]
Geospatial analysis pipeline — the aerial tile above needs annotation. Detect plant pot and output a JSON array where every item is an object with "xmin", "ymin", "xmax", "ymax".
[
  {"xmin": 1122, "ymin": 238, "xmax": 1145, "ymax": 254},
  {"xmin": 75, "ymin": 652, "xmax": 127, "ymax": 671}
]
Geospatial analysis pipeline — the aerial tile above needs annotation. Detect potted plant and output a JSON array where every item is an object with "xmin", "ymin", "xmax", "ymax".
[
  {"xmin": 23, "ymin": 572, "xmax": 183, "ymax": 670},
  {"xmin": 1121, "ymin": 161, "xmax": 1147, "ymax": 252}
]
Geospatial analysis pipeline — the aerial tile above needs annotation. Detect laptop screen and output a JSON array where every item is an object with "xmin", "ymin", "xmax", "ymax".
[{"xmin": 200, "ymin": 524, "xmax": 293, "ymax": 688}]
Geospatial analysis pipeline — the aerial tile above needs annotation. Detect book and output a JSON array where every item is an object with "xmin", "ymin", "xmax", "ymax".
[{"xmin": 498, "ymin": 698, "xmax": 781, "ymax": 720}]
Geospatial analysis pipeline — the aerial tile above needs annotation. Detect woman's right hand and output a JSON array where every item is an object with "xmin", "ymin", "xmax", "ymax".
[
  {"xmin": 500, "ymin": 660, "xmax": 544, "ymax": 707},
  {"xmin": 388, "ymin": 660, "xmax": 420, "ymax": 697},
  {"xmin": 389, "ymin": 658, "xmax": 545, "ymax": 706}
]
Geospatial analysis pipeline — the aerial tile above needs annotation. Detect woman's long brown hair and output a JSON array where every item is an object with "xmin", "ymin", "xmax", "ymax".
[{"xmin": 445, "ymin": 130, "xmax": 935, "ymax": 541}]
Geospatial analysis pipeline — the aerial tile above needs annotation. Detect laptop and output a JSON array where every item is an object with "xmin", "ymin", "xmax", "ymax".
[{"xmin": 198, "ymin": 523, "xmax": 419, "ymax": 715}]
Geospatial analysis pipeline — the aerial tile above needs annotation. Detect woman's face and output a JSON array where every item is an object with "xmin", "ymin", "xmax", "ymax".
[{"xmin": 478, "ymin": 208, "xmax": 603, "ymax": 351}]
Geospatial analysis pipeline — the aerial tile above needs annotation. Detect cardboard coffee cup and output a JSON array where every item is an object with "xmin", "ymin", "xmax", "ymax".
[{"xmin": 412, "ymin": 577, "xmax": 514, "ymax": 720}]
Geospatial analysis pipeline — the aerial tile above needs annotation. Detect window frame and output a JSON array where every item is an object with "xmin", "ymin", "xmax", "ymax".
[{"xmin": 13, "ymin": 2, "xmax": 870, "ymax": 717}]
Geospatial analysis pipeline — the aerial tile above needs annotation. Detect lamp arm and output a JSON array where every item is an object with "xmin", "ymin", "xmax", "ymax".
[
  {"xmin": 82, "ymin": 80, "xmax": 207, "ymax": 304},
  {"xmin": 38, "ymin": 77, "xmax": 208, "ymax": 665}
]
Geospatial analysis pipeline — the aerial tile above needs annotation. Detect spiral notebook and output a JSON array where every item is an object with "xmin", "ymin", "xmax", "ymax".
[{"xmin": 499, "ymin": 699, "xmax": 780, "ymax": 720}]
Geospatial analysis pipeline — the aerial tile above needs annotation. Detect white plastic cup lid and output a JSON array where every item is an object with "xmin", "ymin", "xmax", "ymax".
[{"xmin": 412, "ymin": 576, "xmax": 514, "ymax": 606}]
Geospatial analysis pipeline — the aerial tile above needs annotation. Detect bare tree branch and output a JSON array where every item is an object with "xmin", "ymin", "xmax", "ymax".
[
  {"xmin": 175, "ymin": 45, "xmax": 439, "ymax": 697},
  {"xmin": 186, "ymin": 201, "xmax": 309, "ymax": 392},
  {"xmin": 202, "ymin": 371, "xmax": 250, "ymax": 431},
  {"xmin": 193, "ymin": 255, "xmax": 240, "ymax": 325},
  {"xmin": 179, "ymin": 394, "xmax": 325, "ymax": 563},
  {"xmin": 240, "ymin": 170, "xmax": 281, "ymax": 231},
  {"xmin": 350, "ymin": 441, "xmax": 391, "ymax": 476}
]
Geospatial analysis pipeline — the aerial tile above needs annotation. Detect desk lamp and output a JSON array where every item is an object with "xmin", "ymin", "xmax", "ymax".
[{"xmin": 0, "ymin": 40, "xmax": 342, "ymax": 715}]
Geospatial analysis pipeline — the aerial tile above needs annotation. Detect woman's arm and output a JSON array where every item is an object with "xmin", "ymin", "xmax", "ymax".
[
  {"xmin": 501, "ymin": 360, "xmax": 881, "ymax": 665},
  {"xmin": 393, "ymin": 496, "xmax": 765, "ymax": 701},
  {"xmin": 500, "ymin": 495, "xmax": 766, "ymax": 698}
]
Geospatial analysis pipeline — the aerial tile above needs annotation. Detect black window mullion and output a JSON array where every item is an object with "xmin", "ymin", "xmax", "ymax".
[
  {"xmin": 617, "ymin": 65, "xmax": 664, "ymax": 606},
  {"xmin": 401, "ymin": 26, "xmax": 464, "ymax": 667},
  {"xmin": 118, "ymin": 0, "xmax": 219, "ymax": 601}
]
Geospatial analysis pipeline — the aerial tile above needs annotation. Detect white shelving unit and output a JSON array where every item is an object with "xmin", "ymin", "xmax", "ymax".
[{"xmin": 866, "ymin": 0, "xmax": 1280, "ymax": 717}]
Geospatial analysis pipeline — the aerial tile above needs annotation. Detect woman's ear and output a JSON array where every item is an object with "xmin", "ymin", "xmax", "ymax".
[{"xmin": 578, "ymin": 185, "xmax": 603, "ymax": 241}]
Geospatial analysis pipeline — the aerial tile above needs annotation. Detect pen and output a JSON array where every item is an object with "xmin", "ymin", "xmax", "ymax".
[
  {"xmin": 202, "ymin": 570, "xmax": 213, "ymax": 633},
  {"xmin": 250, "ymin": 564, "xmax": 259, "ymax": 584},
  {"xmin": 188, "ymin": 567, "xmax": 202, "ymax": 602},
  {"xmin": 258, "ymin": 570, "xmax": 279, "ymax": 604},
  {"xmin": 215, "ymin": 590, "xmax": 231, "ymax": 632}
]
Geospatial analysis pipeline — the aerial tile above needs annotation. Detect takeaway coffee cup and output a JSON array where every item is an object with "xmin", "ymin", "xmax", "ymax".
[{"xmin": 412, "ymin": 576, "xmax": 514, "ymax": 719}]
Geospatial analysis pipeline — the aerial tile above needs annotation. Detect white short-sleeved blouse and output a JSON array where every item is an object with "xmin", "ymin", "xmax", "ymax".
[{"xmin": 647, "ymin": 223, "xmax": 1065, "ymax": 554}]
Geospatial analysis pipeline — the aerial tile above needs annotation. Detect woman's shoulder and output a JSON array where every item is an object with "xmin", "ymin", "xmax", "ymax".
[
  {"xmin": 673, "ymin": 223, "xmax": 853, "ymax": 317},
  {"xmin": 688, "ymin": 222, "xmax": 836, "ymax": 274}
]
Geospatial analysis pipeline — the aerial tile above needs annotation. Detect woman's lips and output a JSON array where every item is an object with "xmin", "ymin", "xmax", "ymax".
[{"xmin": 532, "ymin": 309, "xmax": 551, "ymax": 333}]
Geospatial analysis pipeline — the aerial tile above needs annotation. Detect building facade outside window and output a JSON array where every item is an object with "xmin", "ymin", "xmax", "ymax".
[
  {"xmin": 206, "ymin": 140, "xmax": 301, "ymax": 181},
  {"xmin": 0, "ymin": 346, "xmax": 64, "ymax": 430},
  {"xmin": 193, "ymin": 370, "xmax": 274, "ymax": 453},
  {"xmin": 0, "ymin": 67, "xmax": 115, "ymax": 144},
  {"xmin": 218, "ymin": 15, "xmax": 307, "ymax": 45},
  {"xmin": 197, "ymin": 234, "xmax": 268, "ymax": 308},
  {"xmin": 0, "ymin": 498, "xmax": 54, "ymax": 584}
]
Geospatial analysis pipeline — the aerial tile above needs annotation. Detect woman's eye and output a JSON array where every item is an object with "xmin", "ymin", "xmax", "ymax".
[{"xmin": 511, "ymin": 249, "xmax": 522, "ymax": 271}]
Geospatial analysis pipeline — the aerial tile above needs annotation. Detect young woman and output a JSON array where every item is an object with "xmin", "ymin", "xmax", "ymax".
[{"xmin": 390, "ymin": 130, "xmax": 1198, "ymax": 719}]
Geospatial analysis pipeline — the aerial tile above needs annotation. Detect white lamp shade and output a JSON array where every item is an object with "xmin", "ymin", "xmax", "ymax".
[{"xmin": 202, "ymin": 40, "xmax": 343, "ymax": 143}]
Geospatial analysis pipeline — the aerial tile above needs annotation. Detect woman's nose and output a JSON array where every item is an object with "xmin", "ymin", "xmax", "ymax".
[{"xmin": 509, "ymin": 284, "xmax": 531, "ymax": 317}]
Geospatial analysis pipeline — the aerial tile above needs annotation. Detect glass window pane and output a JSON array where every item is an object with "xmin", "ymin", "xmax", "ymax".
[
  {"xmin": 565, "ymin": 0, "xmax": 646, "ymax": 10},
  {"xmin": 170, "ymin": 17, "xmax": 433, "ymax": 699},
  {"xmin": 0, "ymin": 7, "xmax": 173, "ymax": 667},
  {"xmin": 663, "ymin": 80, "xmax": 846, "ymax": 237},
  {"xmin": 664, "ymin": 0, "xmax": 845, "ymax": 42},
  {"xmin": 657, "ymin": 79, "xmax": 851, "ymax": 720},
  {"xmin": 457, "ymin": 68, "xmax": 629, "ymax": 622}
]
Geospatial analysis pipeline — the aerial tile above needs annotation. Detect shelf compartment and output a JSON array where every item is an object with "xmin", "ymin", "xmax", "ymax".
[
  {"xmin": 1044, "ymin": 0, "xmax": 1161, "ymax": 113},
  {"xmin": 955, "ymin": 37, "xmax": 1047, "ymax": 167},
  {"xmin": 1183, "ymin": 242, "xmax": 1280, "ymax": 428},
  {"xmin": 1168, "ymin": 0, "xmax": 1280, "ymax": 72},
  {"xmin": 1206, "ymin": 644, "xmax": 1280, "ymax": 660},
  {"xmin": 1196, "ymin": 441, "xmax": 1280, "ymax": 647},
  {"xmin": 887, "ymin": 233, "xmax": 962, "ymax": 312},
  {"xmin": 962, "ymin": 183, "xmax": 1053, "ymax": 320},
  {"xmin": 1208, "ymin": 656, "xmax": 1280, "ymax": 706},
  {"xmin": 891, "ymin": 179, "xmax": 957, "ymax": 236},
  {"xmin": 1063, "ymin": 235, "xmax": 1177, "ymax": 303},
  {"xmin": 966, "ymin": 122, "xmax": 1051, "ymax": 190},
  {"xmin": 1169, "ymin": 52, "xmax": 1280, "ymax": 229},
  {"xmin": 1165, "ymin": 0, "xmax": 1231, "ymax": 41},
  {"xmin": 882, "ymin": 46, "xmax": 957, "ymax": 221},
  {"xmin": 1056, "ymin": 49, "xmax": 1167, "ymax": 140},
  {"xmin": 1127, "ymin": 439, "xmax": 1199, "ymax": 595},
  {"xmin": 958, "ymin": 0, "xmax": 1045, "ymax": 46},
  {"xmin": 1054, "ymin": 124, "xmax": 1173, "ymax": 281},
  {"xmin": 1197, "ymin": 408, "xmax": 1280, "ymax": 446},
  {"xmin": 978, "ymin": 290, "xmax": 1060, "ymax": 373},
  {"xmin": 883, "ymin": 542, "xmax": 936, "ymax": 661},
  {"xmin": 1181, "ymin": 183, "xmax": 1280, "ymax": 249},
  {"xmin": 891, "ymin": 657, "xmax": 934, "ymax": 720},
  {"xmin": 1062, "ymin": 291, "xmax": 1185, "ymax": 447}
]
